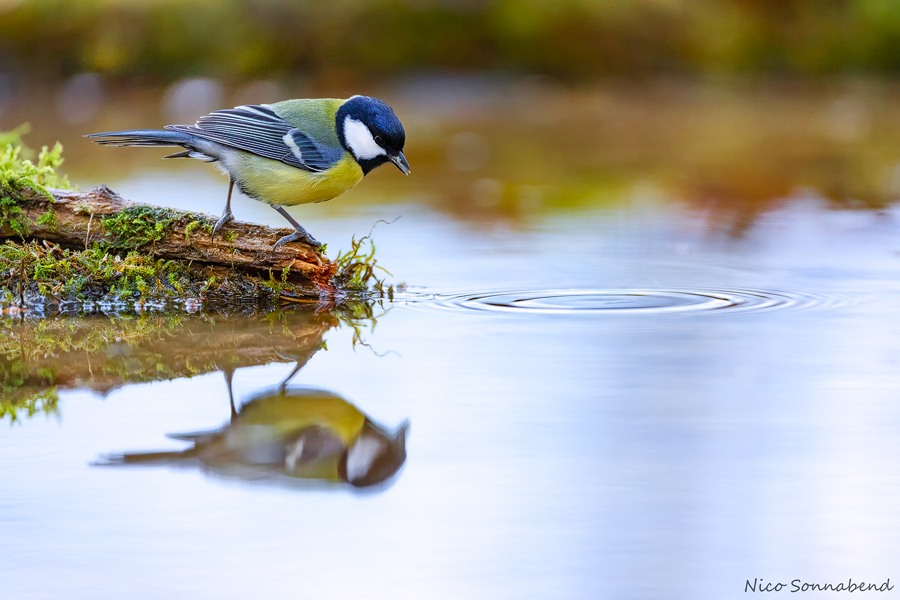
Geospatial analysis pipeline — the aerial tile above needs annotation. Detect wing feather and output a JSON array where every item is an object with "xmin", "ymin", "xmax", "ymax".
[{"xmin": 165, "ymin": 104, "xmax": 338, "ymax": 172}]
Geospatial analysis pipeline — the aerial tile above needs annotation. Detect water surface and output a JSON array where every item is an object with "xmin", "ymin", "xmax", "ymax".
[{"xmin": 4, "ymin": 86, "xmax": 900, "ymax": 599}]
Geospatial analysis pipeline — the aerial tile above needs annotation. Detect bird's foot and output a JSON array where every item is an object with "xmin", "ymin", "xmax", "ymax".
[
  {"xmin": 211, "ymin": 209, "xmax": 234, "ymax": 241},
  {"xmin": 273, "ymin": 230, "xmax": 322, "ymax": 251}
]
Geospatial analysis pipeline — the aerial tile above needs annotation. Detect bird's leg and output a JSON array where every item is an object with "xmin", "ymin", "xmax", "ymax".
[
  {"xmin": 223, "ymin": 368, "xmax": 237, "ymax": 421},
  {"xmin": 272, "ymin": 206, "xmax": 322, "ymax": 250},
  {"xmin": 277, "ymin": 361, "xmax": 304, "ymax": 392},
  {"xmin": 211, "ymin": 178, "xmax": 235, "ymax": 241}
]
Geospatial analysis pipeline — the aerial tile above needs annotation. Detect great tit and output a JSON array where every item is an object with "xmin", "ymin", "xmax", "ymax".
[
  {"xmin": 98, "ymin": 386, "xmax": 410, "ymax": 490},
  {"xmin": 86, "ymin": 96, "xmax": 410, "ymax": 249}
]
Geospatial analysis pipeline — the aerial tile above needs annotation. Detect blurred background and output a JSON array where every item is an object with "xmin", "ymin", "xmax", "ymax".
[
  {"xmin": 3, "ymin": 0, "xmax": 900, "ymax": 229},
  {"xmin": 7, "ymin": 4, "xmax": 900, "ymax": 599}
]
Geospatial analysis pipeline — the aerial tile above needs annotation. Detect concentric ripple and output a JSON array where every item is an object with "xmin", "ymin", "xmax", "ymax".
[{"xmin": 400, "ymin": 288, "xmax": 848, "ymax": 316}]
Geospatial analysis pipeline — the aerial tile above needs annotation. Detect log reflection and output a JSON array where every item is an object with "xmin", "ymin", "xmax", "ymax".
[{"xmin": 0, "ymin": 305, "xmax": 351, "ymax": 422}]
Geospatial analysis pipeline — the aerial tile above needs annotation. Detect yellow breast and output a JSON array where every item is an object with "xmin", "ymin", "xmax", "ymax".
[
  {"xmin": 228, "ymin": 151, "xmax": 364, "ymax": 207},
  {"xmin": 238, "ymin": 391, "xmax": 367, "ymax": 445}
]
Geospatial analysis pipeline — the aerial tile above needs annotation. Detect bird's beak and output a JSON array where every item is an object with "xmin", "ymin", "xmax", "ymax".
[{"xmin": 389, "ymin": 152, "xmax": 410, "ymax": 175}]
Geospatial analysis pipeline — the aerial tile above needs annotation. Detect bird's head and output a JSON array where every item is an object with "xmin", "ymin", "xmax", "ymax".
[
  {"xmin": 339, "ymin": 419, "xmax": 409, "ymax": 488},
  {"xmin": 337, "ymin": 95, "xmax": 409, "ymax": 176}
]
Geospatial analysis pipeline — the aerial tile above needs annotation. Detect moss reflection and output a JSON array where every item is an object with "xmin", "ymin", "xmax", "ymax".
[{"xmin": 0, "ymin": 304, "xmax": 380, "ymax": 423}]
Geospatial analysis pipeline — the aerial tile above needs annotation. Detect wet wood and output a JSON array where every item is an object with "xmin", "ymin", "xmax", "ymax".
[{"xmin": 0, "ymin": 185, "xmax": 337, "ymax": 290}]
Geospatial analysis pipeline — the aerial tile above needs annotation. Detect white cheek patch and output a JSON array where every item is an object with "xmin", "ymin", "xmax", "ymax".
[
  {"xmin": 344, "ymin": 116, "xmax": 386, "ymax": 160},
  {"xmin": 346, "ymin": 435, "xmax": 385, "ymax": 483}
]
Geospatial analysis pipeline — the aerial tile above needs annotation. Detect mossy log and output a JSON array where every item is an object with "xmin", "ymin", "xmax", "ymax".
[{"xmin": 0, "ymin": 185, "xmax": 337, "ymax": 293}]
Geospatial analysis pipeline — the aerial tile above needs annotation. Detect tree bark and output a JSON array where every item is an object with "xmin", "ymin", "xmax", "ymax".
[{"xmin": 0, "ymin": 185, "xmax": 337, "ymax": 292}]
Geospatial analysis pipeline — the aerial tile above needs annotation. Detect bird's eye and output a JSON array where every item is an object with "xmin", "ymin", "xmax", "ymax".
[{"xmin": 374, "ymin": 135, "xmax": 383, "ymax": 144}]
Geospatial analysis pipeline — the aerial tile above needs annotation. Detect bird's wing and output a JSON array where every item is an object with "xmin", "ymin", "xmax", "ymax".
[{"xmin": 165, "ymin": 105, "xmax": 341, "ymax": 172}]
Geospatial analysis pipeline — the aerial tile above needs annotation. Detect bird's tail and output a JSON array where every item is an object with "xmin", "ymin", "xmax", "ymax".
[
  {"xmin": 92, "ymin": 447, "xmax": 200, "ymax": 467},
  {"xmin": 84, "ymin": 128, "xmax": 197, "ymax": 148},
  {"xmin": 85, "ymin": 129, "xmax": 219, "ymax": 161}
]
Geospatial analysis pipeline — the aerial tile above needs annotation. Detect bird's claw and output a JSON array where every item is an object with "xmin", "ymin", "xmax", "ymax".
[
  {"xmin": 211, "ymin": 210, "xmax": 234, "ymax": 241},
  {"xmin": 273, "ymin": 231, "xmax": 322, "ymax": 251}
]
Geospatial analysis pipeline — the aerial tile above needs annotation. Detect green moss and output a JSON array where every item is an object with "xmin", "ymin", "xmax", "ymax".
[
  {"xmin": 0, "ymin": 388, "xmax": 59, "ymax": 424},
  {"xmin": 0, "ymin": 239, "xmax": 327, "ymax": 307},
  {"xmin": 183, "ymin": 219, "xmax": 211, "ymax": 240},
  {"xmin": 0, "ymin": 241, "xmax": 193, "ymax": 302},
  {"xmin": 260, "ymin": 267, "xmax": 291, "ymax": 296},
  {"xmin": 101, "ymin": 205, "xmax": 219, "ymax": 254},
  {"xmin": 0, "ymin": 313, "xmax": 187, "ymax": 360},
  {"xmin": 0, "ymin": 313, "xmax": 192, "ymax": 419},
  {"xmin": 0, "ymin": 125, "xmax": 73, "ymax": 239},
  {"xmin": 0, "ymin": 126, "xmax": 35, "ymax": 159},
  {"xmin": 0, "ymin": 195, "xmax": 29, "ymax": 239},
  {"xmin": 36, "ymin": 208, "xmax": 58, "ymax": 230},
  {"xmin": 100, "ymin": 205, "xmax": 181, "ymax": 251},
  {"xmin": 0, "ymin": 127, "xmax": 73, "ymax": 200},
  {"xmin": 333, "ymin": 220, "xmax": 395, "ymax": 296}
]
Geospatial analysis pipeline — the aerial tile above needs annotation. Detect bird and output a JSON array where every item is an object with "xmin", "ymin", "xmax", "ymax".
[
  {"xmin": 96, "ymin": 385, "xmax": 410, "ymax": 489},
  {"xmin": 85, "ymin": 95, "xmax": 409, "ymax": 249}
]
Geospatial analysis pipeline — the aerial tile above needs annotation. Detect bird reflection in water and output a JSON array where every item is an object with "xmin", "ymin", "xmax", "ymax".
[{"xmin": 98, "ymin": 367, "xmax": 409, "ymax": 490}]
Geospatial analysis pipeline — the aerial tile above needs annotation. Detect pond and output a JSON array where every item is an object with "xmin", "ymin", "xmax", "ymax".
[{"xmin": 3, "ymin": 82, "xmax": 900, "ymax": 598}]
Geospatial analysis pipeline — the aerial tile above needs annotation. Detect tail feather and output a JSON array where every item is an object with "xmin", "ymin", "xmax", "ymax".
[
  {"xmin": 166, "ymin": 430, "xmax": 220, "ymax": 443},
  {"xmin": 162, "ymin": 150, "xmax": 192, "ymax": 159},
  {"xmin": 86, "ymin": 129, "xmax": 220, "ymax": 162},
  {"xmin": 84, "ymin": 129, "xmax": 198, "ymax": 148},
  {"xmin": 93, "ymin": 448, "xmax": 200, "ymax": 466}
]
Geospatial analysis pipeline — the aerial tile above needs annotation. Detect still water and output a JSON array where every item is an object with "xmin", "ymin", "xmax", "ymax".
[{"xmin": 4, "ymin": 86, "xmax": 900, "ymax": 598}]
